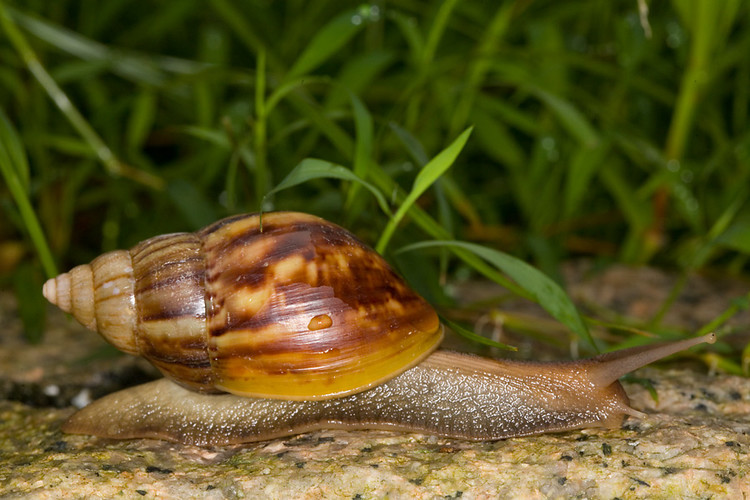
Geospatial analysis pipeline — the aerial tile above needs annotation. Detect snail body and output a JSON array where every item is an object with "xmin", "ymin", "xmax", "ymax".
[
  {"xmin": 44, "ymin": 212, "xmax": 716, "ymax": 446},
  {"xmin": 61, "ymin": 336, "xmax": 715, "ymax": 446}
]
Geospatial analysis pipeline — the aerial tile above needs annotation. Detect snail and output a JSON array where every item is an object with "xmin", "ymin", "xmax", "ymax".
[{"xmin": 43, "ymin": 211, "xmax": 716, "ymax": 447}]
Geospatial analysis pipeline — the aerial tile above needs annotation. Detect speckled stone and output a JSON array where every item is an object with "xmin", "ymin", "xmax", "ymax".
[{"xmin": 1, "ymin": 367, "xmax": 749, "ymax": 499}]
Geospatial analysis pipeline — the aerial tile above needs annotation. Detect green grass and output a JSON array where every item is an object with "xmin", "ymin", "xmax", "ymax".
[{"xmin": 1, "ymin": 0, "xmax": 748, "ymax": 367}]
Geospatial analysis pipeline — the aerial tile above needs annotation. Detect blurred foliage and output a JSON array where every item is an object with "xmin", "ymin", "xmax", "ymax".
[{"xmin": 1, "ymin": 0, "xmax": 748, "ymax": 361}]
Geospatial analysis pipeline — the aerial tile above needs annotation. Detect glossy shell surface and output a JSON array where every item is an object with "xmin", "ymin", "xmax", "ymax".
[{"xmin": 44, "ymin": 212, "xmax": 442, "ymax": 400}]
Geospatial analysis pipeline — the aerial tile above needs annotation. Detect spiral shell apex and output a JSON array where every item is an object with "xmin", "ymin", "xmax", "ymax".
[{"xmin": 43, "ymin": 212, "xmax": 443, "ymax": 400}]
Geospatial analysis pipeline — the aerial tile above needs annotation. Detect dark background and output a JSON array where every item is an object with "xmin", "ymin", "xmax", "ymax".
[{"xmin": 1, "ymin": 0, "xmax": 748, "ymax": 347}]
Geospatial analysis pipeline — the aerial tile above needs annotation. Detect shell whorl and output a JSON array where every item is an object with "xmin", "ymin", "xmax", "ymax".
[
  {"xmin": 43, "ymin": 250, "xmax": 138, "ymax": 355},
  {"xmin": 43, "ymin": 212, "xmax": 442, "ymax": 400}
]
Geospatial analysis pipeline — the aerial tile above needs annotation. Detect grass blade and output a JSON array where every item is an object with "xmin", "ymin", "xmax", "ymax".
[
  {"xmin": 0, "ymin": 4, "xmax": 163, "ymax": 189},
  {"xmin": 12, "ymin": 7, "xmax": 207, "ymax": 84},
  {"xmin": 399, "ymin": 240, "xmax": 596, "ymax": 351},
  {"xmin": 441, "ymin": 316, "xmax": 517, "ymax": 351},
  {"xmin": 376, "ymin": 127, "xmax": 473, "ymax": 254},
  {"xmin": 563, "ymin": 141, "xmax": 610, "ymax": 218},
  {"xmin": 254, "ymin": 49, "xmax": 270, "ymax": 204},
  {"xmin": 287, "ymin": 6, "xmax": 373, "ymax": 79},
  {"xmin": 0, "ymin": 110, "xmax": 57, "ymax": 279},
  {"xmin": 531, "ymin": 87, "xmax": 600, "ymax": 147},
  {"xmin": 389, "ymin": 122, "xmax": 429, "ymax": 166},
  {"xmin": 208, "ymin": 0, "xmax": 281, "ymax": 70},
  {"xmin": 12, "ymin": 262, "xmax": 46, "ymax": 343},
  {"xmin": 263, "ymin": 158, "xmax": 391, "ymax": 217},
  {"xmin": 420, "ymin": 0, "xmax": 460, "ymax": 68},
  {"xmin": 126, "ymin": 89, "xmax": 157, "ymax": 151},
  {"xmin": 343, "ymin": 91, "xmax": 374, "ymax": 220},
  {"xmin": 0, "ymin": 107, "xmax": 30, "ymax": 190}
]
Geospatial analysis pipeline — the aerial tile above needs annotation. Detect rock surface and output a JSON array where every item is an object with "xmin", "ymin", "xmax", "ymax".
[
  {"xmin": 1, "ymin": 263, "xmax": 749, "ymax": 498},
  {"xmin": 1, "ymin": 367, "xmax": 749, "ymax": 499}
]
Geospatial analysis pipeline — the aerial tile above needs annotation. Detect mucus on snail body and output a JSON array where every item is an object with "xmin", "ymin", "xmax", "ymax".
[{"xmin": 43, "ymin": 211, "xmax": 715, "ymax": 446}]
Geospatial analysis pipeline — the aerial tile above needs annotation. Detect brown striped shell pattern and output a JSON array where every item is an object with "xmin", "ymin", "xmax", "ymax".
[{"xmin": 43, "ymin": 212, "xmax": 443, "ymax": 400}]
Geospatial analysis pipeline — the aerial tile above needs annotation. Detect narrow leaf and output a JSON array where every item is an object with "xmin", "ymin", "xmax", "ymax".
[
  {"xmin": 344, "ymin": 91, "xmax": 373, "ymax": 217},
  {"xmin": 126, "ymin": 89, "xmax": 157, "ymax": 151},
  {"xmin": 0, "ymin": 110, "xmax": 58, "ymax": 279},
  {"xmin": 563, "ymin": 141, "xmax": 610, "ymax": 218},
  {"xmin": 717, "ymin": 217, "xmax": 750, "ymax": 254},
  {"xmin": 366, "ymin": 161, "xmax": 529, "ymax": 298},
  {"xmin": 532, "ymin": 87, "xmax": 600, "ymax": 147},
  {"xmin": 326, "ymin": 50, "xmax": 394, "ymax": 109},
  {"xmin": 376, "ymin": 127, "xmax": 473, "ymax": 253},
  {"xmin": 287, "ymin": 8, "xmax": 370, "ymax": 79},
  {"xmin": 13, "ymin": 262, "xmax": 46, "ymax": 343},
  {"xmin": 263, "ymin": 158, "xmax": 391, "ymax": 217},
  {"xmin": 389, "ymin": 122, "xmax": 429, "ymax": 166},
  {"xmin": 441, "ymin": 316, "xmax": 517, "ymax": 351},
  {"xmin": 0, "ymin": 105, "xmax": 30, "ymax": 189},
  {"xmin": 400, "ymin": 240, "xmax": 596, "ymax": 351}
]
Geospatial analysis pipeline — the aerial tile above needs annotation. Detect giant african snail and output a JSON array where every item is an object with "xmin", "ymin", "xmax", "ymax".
[{"xmin": 43, "ymin": 211, "xmax": 715, "ymax": 446}]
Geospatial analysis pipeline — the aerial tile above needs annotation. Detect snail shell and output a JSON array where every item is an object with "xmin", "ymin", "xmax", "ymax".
[{"xmin": 43, "ymin": 212, "xmax": 442, "ymax": 400}]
